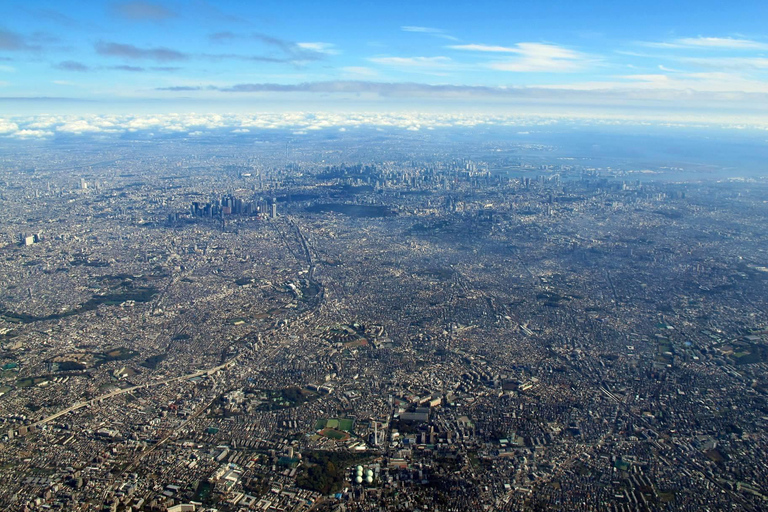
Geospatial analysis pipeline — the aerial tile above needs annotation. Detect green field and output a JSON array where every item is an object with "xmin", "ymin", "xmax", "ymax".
[
  {"xmin": 315, "ymin": 417, "xmax": 354, "ymax": 432},
  {"xmin": 256, "ymin": 387, "xmax": 318, "ymax": 411}
]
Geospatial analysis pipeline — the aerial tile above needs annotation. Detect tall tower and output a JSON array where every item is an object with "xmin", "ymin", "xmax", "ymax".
[{"xmin": 271, "ymin": 198, "xmax": 277, "ymax": 219}]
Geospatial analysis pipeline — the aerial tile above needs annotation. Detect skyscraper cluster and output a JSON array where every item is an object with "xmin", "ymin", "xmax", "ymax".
[{"xmin": 190, "ymin": 194, "xmax": 276, "ymax": 219}]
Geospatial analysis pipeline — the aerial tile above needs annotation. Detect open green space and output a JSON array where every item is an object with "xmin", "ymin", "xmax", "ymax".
[
  {"xmin": 315, "ymin": 417, "xmax": 355, "ymax": 432},
  {"xmin": 255, "ymin": 387, "xmax": 318, "ymax": 411},
  {"xmin": 338, "ymin": 418, "xmax": 355, "ymax": 431},
  {"xmin": 296, "ymin": 450, "xmax": 370, "ymax": 495},
  {"xmin": 0, "ymin": 286, "xmax": 158, "ymax": 324},
  {"xmin": 141, "ymin": 353, "xmax": 167, "ymax": 369},
  {"xmin": 48, "ymin": 346, "xmax": 139, "ymax": 373}
]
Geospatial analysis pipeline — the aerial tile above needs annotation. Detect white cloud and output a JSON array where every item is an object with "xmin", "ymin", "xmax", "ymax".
[
  {"xmin": 644, "ymin": 37, "xmax": 768, "ymax": 50},
  {"xmin": 2, "ymin": 110, "xmax": 768, "ymax": 141},
  {"xmin": 0, "ymin": 119, "xmax": 19, "ymax": 134},
  {"xmin": 402, "ymin": 26, "xmax": 440, "ymax": 33},
  {"xmin": 57, "ymin": 120, "xmax": 108, "ymax": 133},
  {"xmin": 540, "ymin": 72, "xmax": 768, "ymax": 94},
  {"xmin": 680, "ymin": 57, "xmax": 768, "ymax": 70},
  {"xmin": 625, "ymin": 37, "xmax": 768, "ymax": 73},
  {"xmin": 296, "ymin": 42, "xmax": 339, "ymax": 55},
  {"xmin": 483, "ymin": 43, "xmax": 591, "ymax": 72},
  {"xmin": 369, "ymin": 56, "xmax": 454, "ymax": 70},
  {"xmin": 25, "ymin": 116, "xmax": 64, "ymax": 129},
  {"xmin": 12, "ymin": 129, "xmax": 53, "ymax": 138},
  {"xmin": 448, "ymin": 44, "xmax": 521, "ymax": 53},
  {"xmin": 401, "ymin": 26, "xmax": 458, "ymax": 41},
  {"xmin": 677, "ymin": 37, "xmax": 768, "ymax": 49}
]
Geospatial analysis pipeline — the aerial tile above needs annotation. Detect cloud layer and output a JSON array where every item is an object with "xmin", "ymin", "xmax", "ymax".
[{"xmin": 1, "ymin": 110, "xmax": 767, "ymax": 140}]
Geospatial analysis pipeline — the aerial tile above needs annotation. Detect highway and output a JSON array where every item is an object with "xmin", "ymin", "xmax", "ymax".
[{"xmin": 27, "ymin": 356, "xmax": 240, "ymax": 432}]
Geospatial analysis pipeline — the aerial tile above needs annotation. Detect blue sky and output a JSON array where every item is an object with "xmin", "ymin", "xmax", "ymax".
[{"xmin": 2, "ymin": 0, "xmax": 768, "ymax": 122}]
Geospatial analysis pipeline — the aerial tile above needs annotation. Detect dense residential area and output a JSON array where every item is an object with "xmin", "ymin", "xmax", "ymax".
[{"xmin": 0, "ymin": 134, "xmax": 767, "ymax": 511}]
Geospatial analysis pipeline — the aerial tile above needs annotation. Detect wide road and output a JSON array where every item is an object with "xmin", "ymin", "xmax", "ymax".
[{"xmin": 27, "ymin": 356, "xmax": 240, "ymax": 432}]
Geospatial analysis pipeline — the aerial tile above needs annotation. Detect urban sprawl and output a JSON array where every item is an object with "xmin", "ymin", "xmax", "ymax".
[{"xmin": 1, "ymin": 134, "xmax": 767, "ymax": 511}]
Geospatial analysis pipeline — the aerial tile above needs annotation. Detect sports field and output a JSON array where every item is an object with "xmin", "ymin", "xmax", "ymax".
[{"xmin": 315, "ymin": 417, "xmax": 355, "ymax": 432}]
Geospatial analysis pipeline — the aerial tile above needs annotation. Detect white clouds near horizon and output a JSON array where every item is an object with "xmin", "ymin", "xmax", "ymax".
[{"xmin": 2, "ymin": 110, "xmax": 768, "ymax": 143}]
